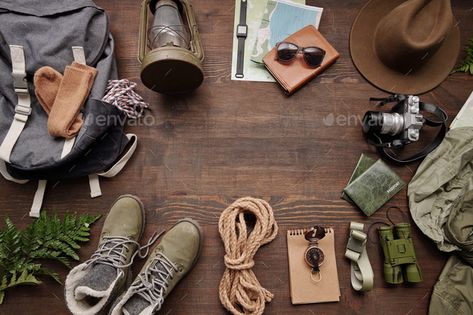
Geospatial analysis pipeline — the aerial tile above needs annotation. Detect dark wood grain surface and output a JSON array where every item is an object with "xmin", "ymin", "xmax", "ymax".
[{"xmin": 1, "ymin": 0, "xmax": 472, "ymax": 314}]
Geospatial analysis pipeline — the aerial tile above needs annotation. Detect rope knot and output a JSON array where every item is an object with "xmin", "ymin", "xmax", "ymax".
[{"xmin": 224, "ymin": 256, "xmax": 255, "ymax": 270}]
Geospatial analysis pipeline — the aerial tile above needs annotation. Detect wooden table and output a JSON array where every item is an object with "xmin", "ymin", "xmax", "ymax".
[{"xmin": 1, "ymin": 0, "xmax": 472, "ymax": 314}]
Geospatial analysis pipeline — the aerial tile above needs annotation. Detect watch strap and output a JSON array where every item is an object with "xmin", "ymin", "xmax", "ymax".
[
  {"xmin": 235, "ymin": 0, "xmax": 247, "ymax": 78},
  {"xmin": 236, "ymin": 38, "xmax": 245, "ymax": 78},
  {"xmin": 239, "ymin": 0, "xmax": 247, "ymax": 25}
]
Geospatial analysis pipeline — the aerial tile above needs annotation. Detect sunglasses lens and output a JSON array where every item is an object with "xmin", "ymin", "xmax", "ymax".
[
  {"xmin": 303, "ymin": 47, "xmax": 325, "ymax": 67},
  {"xmin": 277, "ymin": 42, "xmax": 298, "ymax": 61}
]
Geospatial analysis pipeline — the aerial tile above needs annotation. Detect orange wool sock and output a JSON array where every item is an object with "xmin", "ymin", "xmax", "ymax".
[
  {"xmin": 34, "ymin": 62, "xmax": 97, "ymax": 139},
  {"xmin": 34, "ymin": 66, "xmax": 63, "ymax": 114}
]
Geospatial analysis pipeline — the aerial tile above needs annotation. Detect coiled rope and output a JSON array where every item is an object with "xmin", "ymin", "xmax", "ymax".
[
  {"xmin": 102, "ymin": 79, "xmax": 149, "ymax": 119},
  {"xmin": 218, "ymin": 197, "xmax": 279, "ymax": 315}
]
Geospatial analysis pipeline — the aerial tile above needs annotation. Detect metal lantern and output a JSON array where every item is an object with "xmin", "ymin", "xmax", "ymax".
[{"xmin": 139, "ymin": 0, "xmax": 204, "ymax": 94}]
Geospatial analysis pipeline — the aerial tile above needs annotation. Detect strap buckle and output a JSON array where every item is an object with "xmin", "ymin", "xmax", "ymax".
[
  {"xmin": 14, "ymin": 104, "xmax": 32, "ymax": 122},
  {"xmin": 12, "ymin": 71, "xmax": 27, "ymax": 89},
  {"xmin": 346, "ymin": 230, "xmax": 366, "ymax": 257}
]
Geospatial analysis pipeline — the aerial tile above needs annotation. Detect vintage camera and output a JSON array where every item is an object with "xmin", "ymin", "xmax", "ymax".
[
  {"xmin": 362, "ymin": 95, "xmax": 424, "ymax": 147},
  {"xmin": 361, "ymin": 94, "xmax": 447, "ymax": 164}
]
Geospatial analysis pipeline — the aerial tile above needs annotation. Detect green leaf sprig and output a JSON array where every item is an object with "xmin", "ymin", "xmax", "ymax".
[
  {"xmin": 453, "ymin": 38, "xmax": 473, "ymax": 75},
  {"xmin": 0, "ymin": 212, "xmax": 100, "ymax": 304}
]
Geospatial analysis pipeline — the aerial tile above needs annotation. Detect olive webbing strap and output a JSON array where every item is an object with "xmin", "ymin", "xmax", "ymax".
[{"xmin": 345, "ymin": 222, "xmax": 374, "ymax": 292}]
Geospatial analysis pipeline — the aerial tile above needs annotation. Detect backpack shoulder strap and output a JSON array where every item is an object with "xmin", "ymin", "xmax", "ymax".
[
  {"xmin": 88, "ymin": 133, "xmax": 138, "ymax": 199},
  {"xmin": 0, "ymin": 45, "xmax": 32, "ymax": 163},
  {"xmin": 0, "ymin": 160, "xmax": 28, "ymax": 184},
  {"xmin": 30, "ymin": 46, "xmax": 88, "ymax": 218},
  {"xmin": 29, "ymin": 180, "xmax": 47, "ymax": 218},
  {"xmin": 99, "ymin": 134, "xmax": 138, "ymax": 178},
  {"xmin": 61, "ymin": 46, "xmax": 86, "ymax": 159}
]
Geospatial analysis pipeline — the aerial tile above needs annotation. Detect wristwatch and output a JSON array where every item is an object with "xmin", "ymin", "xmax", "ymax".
[{"xmin": 235, "ymin": 0, "xmax": 248, "ymax": 78}]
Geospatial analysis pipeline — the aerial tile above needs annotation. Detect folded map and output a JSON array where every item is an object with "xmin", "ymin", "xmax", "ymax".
[{"xmin": 251, "ymin": 0, "xmax": 323, "ymax": 64}]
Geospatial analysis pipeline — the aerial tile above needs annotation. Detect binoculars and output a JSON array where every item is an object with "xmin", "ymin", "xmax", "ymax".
[{"xmin": 379, "ymin": 223, "xmax": 422, "ymax": 284}]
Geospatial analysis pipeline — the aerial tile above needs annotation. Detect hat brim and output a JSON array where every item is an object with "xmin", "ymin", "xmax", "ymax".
[{"xmin": 350, "ymin": 0, "xmax": 461, "ymax": 95}]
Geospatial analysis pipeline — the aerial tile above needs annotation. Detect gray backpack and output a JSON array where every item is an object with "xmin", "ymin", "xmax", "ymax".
[{"xmin": 0, "ymin": 0, "xmax": 137, "ymax": 216}]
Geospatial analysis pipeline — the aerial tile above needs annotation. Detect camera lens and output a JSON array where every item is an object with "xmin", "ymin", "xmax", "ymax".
[{"xmin": 362, "ymin": 111, "xmax": 383, "ymax": 134}]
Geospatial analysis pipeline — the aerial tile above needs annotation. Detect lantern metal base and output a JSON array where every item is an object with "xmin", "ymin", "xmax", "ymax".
[{"xmin": 140, "ymin": 46, "xmax": 204, "ymax": 95}]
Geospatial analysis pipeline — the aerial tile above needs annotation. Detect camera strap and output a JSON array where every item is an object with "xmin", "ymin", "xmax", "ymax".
[{"xmin": 367, "ymin": 95, "xmax": 448, "ymax": 164}]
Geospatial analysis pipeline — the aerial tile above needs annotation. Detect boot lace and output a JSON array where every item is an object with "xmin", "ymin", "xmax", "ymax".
[
  {"xmin": 128, "ymin": 253, "xmax": 179, "ymax": 310},
  {"xmin": 84, "ymin": 232, "xmax": 163, "ymax": 269}
]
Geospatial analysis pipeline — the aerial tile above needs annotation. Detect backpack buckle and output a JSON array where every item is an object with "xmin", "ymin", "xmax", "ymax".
[
  {"xmin": 12, "ymin": 71, "xmax": 27, "ymax": 89},
  {"xmin": 15, "ymin": 104, "xmax": 32, "ymax": 122}
]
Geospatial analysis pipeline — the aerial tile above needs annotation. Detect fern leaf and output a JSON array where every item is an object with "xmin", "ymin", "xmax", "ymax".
[
  {"xmin": 0, "ymin": 212, "xmax": 100, "ymax": 304},
  {"xmin": 46, "ymin": 240, "xmax": 80, "ymax": 261},
  {"xmin": 453, "ymin": 38, "xmax": 473, "ymax": 75},
  {"xmin": 0, "ymin": 219, "xmax": 23, "ymax": 274},
  {"xmin": 16, "ymin": 270, "xmax": 42, "ymax": 286},
  {"xmin": 0, "ymin": 270, "xmax": 42, "ymax": 291},
  {"xmin": 59, "ymin": 234, "xmax": 81, "ymax": 250},
  {"xmin": 38, "ymin": 267, "xmax": 62, "ymax": 285}
]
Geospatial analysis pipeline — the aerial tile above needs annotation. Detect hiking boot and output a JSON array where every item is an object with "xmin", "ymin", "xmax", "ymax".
[
  {"xmin": 109, "ymin": 219, "xmax": 203, "ymax": 315},
  {"xmin": 65, "ymin": 195, "xmax": 147, "ymax": 315}
]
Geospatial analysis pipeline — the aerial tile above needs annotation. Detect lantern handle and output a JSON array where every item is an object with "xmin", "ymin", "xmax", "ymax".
[
  {"xmin": 183, "ymin": 1, "xmax": 204, "ymax": 61},
  {"xmin": 138, "ymin": 0, "xmax": 150, "ymax": 63}
]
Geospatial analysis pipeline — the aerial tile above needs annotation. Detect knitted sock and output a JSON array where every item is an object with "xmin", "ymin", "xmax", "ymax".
[
  {"xmin": 123, "ymin": 296, "xmax": 149, "ymax": 315},
  {"xmin": 33, "ymin": 66, "xmax": 63, "ymax": 114},
  {"xmin": 121, "ymin": 262, "xmax": 168, "ymax": 315},
  {"xmin": 75, "ymin": 265, "xmax": 117, "ymax": 297},
  {"xmin": 65, "ymin": 250, "xmax": 124, "ymax": 314},
  {"xmin": 34, "ymin": 62, "xmax": 97, "ymax": 139},
  {"xmin": 48, "ymin": 62, "xmax": 97, "ymax": 139}
]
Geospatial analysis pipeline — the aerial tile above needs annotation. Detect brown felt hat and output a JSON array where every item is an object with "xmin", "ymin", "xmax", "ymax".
[{"xmin": 350, "ymin": 0, "xmax": 461, "ymax": 95}]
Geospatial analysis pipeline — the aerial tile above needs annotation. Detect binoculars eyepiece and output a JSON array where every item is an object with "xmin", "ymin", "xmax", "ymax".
[{"xmin": 379, "ymin": 223, "xmax": 422, "ymax": 284}]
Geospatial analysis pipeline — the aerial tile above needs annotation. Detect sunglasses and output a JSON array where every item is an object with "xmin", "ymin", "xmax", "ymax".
[{"xmin": 275, "ymin": 42, "xmax": 326, "ymax": 68}]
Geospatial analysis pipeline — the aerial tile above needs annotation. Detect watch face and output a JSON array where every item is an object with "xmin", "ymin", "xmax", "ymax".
[{"xmin": 237, "ymin": 25, "xmax": 247, "ymax": 36}]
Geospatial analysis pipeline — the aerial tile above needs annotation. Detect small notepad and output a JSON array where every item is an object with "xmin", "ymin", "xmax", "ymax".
[{"xmin": 287, "ymin": 227, "xmax": 340, "ymax": 305}]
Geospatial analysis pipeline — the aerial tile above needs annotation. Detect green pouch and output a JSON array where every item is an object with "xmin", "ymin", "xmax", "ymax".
[
  {"xmin": 343, "ymin": 160, "xmax": 405, "ymax": 216},
  {"xmin": 341, "ymin": 154, "xmax": 377, "ymax": 203}
]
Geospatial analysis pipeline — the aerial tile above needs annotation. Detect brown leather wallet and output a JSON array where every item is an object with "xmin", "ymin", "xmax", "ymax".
[{"xmin": 263, "ymin": 25, "xmax": 340, "ymax": 95}]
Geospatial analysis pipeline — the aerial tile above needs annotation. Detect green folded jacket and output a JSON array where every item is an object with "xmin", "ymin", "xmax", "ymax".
[{"xmin": 343, "ymin": 159, "xmax": 405, "ymax": 216}]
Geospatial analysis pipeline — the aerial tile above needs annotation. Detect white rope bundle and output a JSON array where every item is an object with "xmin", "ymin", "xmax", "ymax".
[{"xmin": 102, "ymin": 79, "xmax": 149, "ymax": 119}]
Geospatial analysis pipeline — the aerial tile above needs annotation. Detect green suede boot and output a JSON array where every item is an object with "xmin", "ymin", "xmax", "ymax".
[
  {"xmin": 109, "ymin": 219, "xmax": 203, "ymax": 315},
  {"xmin": 65, "ymin": 195, "xmax": 148, "ymax": 315}
]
